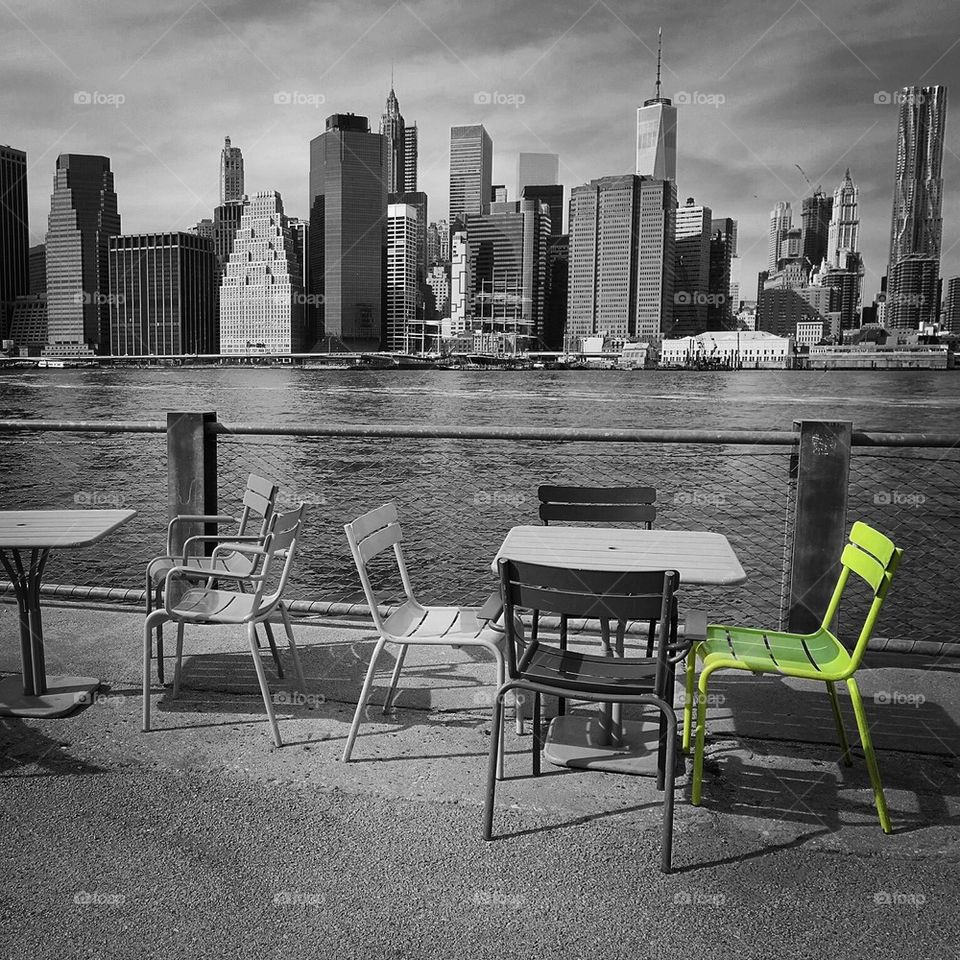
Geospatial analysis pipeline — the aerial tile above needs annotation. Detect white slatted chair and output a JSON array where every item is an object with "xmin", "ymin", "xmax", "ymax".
[
  {"xmin": 342, "ymin": 502, "xmax": 516, "ymax": 778},
  {"xmin": 142, "ymin": 504, "xmax": 308, "ymax": 747},
  {"xmin": 145, "ymin": 474, "xmax": 282, "ymax": 684}
]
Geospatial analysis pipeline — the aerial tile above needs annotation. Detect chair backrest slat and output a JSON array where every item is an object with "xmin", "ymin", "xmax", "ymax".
[
  {"xmin": 347, "ymin": 502, "xmax": 399, "ymax": 544},
  {"xmin": 840, "ymin": 543, "xmax": 887, "ymax": 595},
  {"xmin": 238, "ymin": 474, "xmax": 279, "ymax": 539},
  {"xmin": 257, "ymin": 504, "xmax": 306, "ymax": 610},
  {"xmin": 537, "ymin": 485, "xmax": 657, "ymax": 528},
  {"xmin": 355, "ymin": 522, "xmax": 402, "ymax": 565}
]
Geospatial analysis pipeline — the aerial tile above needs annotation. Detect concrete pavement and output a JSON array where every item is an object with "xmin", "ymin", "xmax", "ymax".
[{"xmin": 1, "ymin": 602, "xmax": 958, "ymax": 959}]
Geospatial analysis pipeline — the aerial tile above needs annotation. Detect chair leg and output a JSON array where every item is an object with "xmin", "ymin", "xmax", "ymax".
[
  {"xmin": 691, "ymin": 669, "xmax": 714, "ymax": 806},
  {"xmin": 342, "ymin": 637, "xmax": 387, "ymax": 762},
  {"xmin": 847, "ymin": 677, "xmax": 892, "ymax": 834},
  {"xmin": 279, "ymin": 605, "xmax": 307, "ymax": 692},
  {"xmin": 532, "ymin": 692, "xmax": 542, "ymax": 776},
  {"xmin": 682, "ymin": 644, "xmax": 699, "ymax": 753},
  {"xmin": 557, "ymin": 616, "xmax": 567, "ymax": 717},
  {"xmin": 382, "ymin": 644, "xmax": 408, "ymax": 715},
  {"xmin": 657, "ymin": 661, "xmax": 675, "ymax": 791},
  {"xmin": 262, "ymin": 620, "xmax": 284, "ymax": 679},
  {"xmin": 142, "ymin": 610, "xmax": 167, "ymax": 732},
  {"xmin": 150, "ymin": 582, "xmax": 166, "ymax": 685},
  {"xmin": 248, "ymin": 622, "xmax": 282, "ymax": 748},
  {"xmin": 494, "ymin": 652, "xmax": 506, "ymax": 781},
  {"xmin": 483, "ymin": 686, "xmax": 506, "ymax": 840},
  {"xmin": 827, "ymin": 681, "xmax": 853, "ymax": 767},
  {"xmin": 659, "ymin": 705, "xmax": 678, "ymax": 874},
  {"xmin": 172, "ymin": 622, "xmax": 186, "ymax": 698}
]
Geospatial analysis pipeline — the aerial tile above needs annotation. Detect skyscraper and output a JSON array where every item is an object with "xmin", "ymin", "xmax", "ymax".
[
  {"xmin": 309, "ymin": 114, "xmax": 387, "ymax": 349},
  {"xmin": 520, "ymin": 184, "xmax": 563, "ymax": 236},
  {"xmin": 380, "ymin": 87, "xmax": 406, "ymax": 196},
  {"xmin": 465, "ymin": 197, "xmax": 551, "ymax": 350},
  {"xmin": 568, "ymin": 174, "xmax": 676, "ymax": 344},
  {"xmin": 709, "ymin": 217, "xmax": 737, "ymax": 329},
  {"xmin": 220, "ymin": 137, "xmax": 244, "ymax": 204},
  {"xmin": 219, "ymin": 192, "xmax": 306, "ymax": 353},
  {"xmin": 635, "ymin": 31, "xmax": 677, "ymax": 181},
  {"xmin": 403, "ymin": 125, "xmax": 418, "ymax": 192},
  {"xmin": 944, "ymin": 276, "xmax": 960, "ymax": 333},
  {"xmin": 672, "ymin": 198, "xmax": 712, "ymax": 336},
  {"xmin": 108, "ymin": 232, "xmax": 216, "ymax": 355},
  {"xmin": 0, "ymin": 145, "xmax": 29, "ymax": 333},
  {"xmin": 450, "ymin": 230, "xmax": 471, "ymax": 334},
  {"xmin": 768, "ymin": 201, "xmax": 792, "ymax": 271},
  {"xmin": 45, "ymin": 154, "xmax": 120, "ymax": 355},
  {"xmin": 801, "ymin": 189, "xmax": 832, "ymax": 268},
  {"xmin": 386, "ymin": 202, "xmax": 420, "ymax": 351},
  {"xmin": 517, "ymin": 153, "xmax": 559, "ymax": 193},
  {"xmin": 827, "ymin": 169, "xmax": 860, "ymax": 266},
  {"xmin": 450, "ymin": 124, "xmax": 493, "ymax": 223},
  {"xmin": 886, "ymin": 84, "xmax": 948, "ymax": 328}
]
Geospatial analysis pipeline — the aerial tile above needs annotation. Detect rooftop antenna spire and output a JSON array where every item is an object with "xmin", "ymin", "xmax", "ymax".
[
  {"xmin": 391, "ymin": 60, "xmax": 395, "ymax": 91},
  {"xmin": 655, "ymin": 28, "xmax": 663, "ymax": 99}
]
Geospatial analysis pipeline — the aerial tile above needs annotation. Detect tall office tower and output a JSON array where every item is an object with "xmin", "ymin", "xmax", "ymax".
[
  {"xmin": 828, "ymin": 169, "xmax": 860, "ymax": 266},
  {"xmin": 425, "ymin": 264, "xmax": 450, "ymax": 318},
  {"xmin": 386, "ymin": 203, "xmax": 420, "ymax": 351},
  {"xmin": 778, "ymin": 226, "xmax": 804, "ymax": 265},
  {"xmin": 449, "ymin": 124, "xmax": 493, "ymax": 222},
  {"xmin": 635, "ymin": 31, "xmax": 677, "ymax": 181},
  {"xmin": 29, "ymin": 244, "xmax": 46, "ymax": 295},
  {"xmin": 309, "ymin": 114, "xmax": 387, "ymax": 349},
  {"xmin": 521, "ymin": 184, "xmax": 563, "ymax": 236},
  {"xmin": 0, "ymin": 145, "xmax": 29, "ymax": 333},
  {"xmin": 517, "ymin": 152, "xmax": 559, "ymax": 194},
  {"xmin": 545, "ymin": 234, "xmax": 569, "ymax": 349},
  {"xmin": 887, "ymin": 84, "xmax": 948, "ymax": 328},
  {"xmin": 45, "ymin": 154, "xmax": 120, "ymax": 355},
  {"xmin": 944, "ymin": 276, "xmax": 960, "ymax": 333},
  {"xmin": 391, "ymin": 191, "xmax": 427, "ymax": 280},
  {"xmin": 403, "ymin": 124, "xmax": 418, "ymax": 192},
  {"xmin": 426, "ymin": 222, "xmax": 440, "ymax": 265},
  {"xmin": 801, "ymin": 189, "xmax": 832, "ymax": 268},
  {"xmin": 380, "ymin": 86, "xmax": 406, "ymax": 195},
  {"xmin": 568, "ymin": 174, "xmax": 676, "ymax": 344},
  {"xmin": 465, "ymin": 198, "xmax": 550, "ymax": 349},
  {"xmin": 768, "ymin": 200, "xmax": 792, "ymax": 270},
  {"xmin": 437, "ymin": 218, "xmax": 450, "ymax": 262},
  {"xmin": 492, "ymin": 185, "xmax": 508, "ymax": 203},
  {"xmin": 449, "ymin": 230, "xmax": 471, "ymax": 334},
  {"xmin": 709, "ymin": 217, "xmax": 737, "ymax": 329},
  {"xmin": 220, "ymin": 137, "xmax": 244, "ymax": 204},
  {"xmin": 108, "ymin": 232, "xmax": 216, "ymax": 355},
  {"xmin": 219, "ymin": 192, "xmax": 305, "ymax": 353},
  {"xmin": 672, "ymin": 198, "xmax": 712, "ymax": 336},
  {"xmin": 286, "ymin": 217, "xmax": 310, "ymax": 301}
]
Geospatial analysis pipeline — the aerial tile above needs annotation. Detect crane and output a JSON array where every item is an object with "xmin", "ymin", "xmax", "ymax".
[{"xmin": 794, "ymin": 164, "xmax": 822, "ymax": 195}]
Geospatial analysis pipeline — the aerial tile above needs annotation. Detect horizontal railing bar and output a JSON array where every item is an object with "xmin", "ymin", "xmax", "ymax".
[
  {"xmin": 214, "ymin": 422, "xmax": 801, "ymax": 445},
  {"xmin": 0, "ymin": 419, "xmax": 166, "ymax": 434},
  {"xmin": 0, "ymin": 418, "xmax": 958, "ymax": 450}
]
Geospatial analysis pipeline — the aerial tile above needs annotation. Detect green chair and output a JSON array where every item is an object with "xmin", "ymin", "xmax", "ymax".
[{"xmin": 683, "ymin": 521, "xmax": 902, "ymax": 833}]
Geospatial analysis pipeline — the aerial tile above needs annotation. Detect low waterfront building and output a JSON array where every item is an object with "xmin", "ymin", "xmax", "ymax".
[
  {"xmin": 809, "ymin": 341, "xmax": 951, "ymax": 369},
  {"xmin": 660, "ymin": 330, "xmax": 793, "ymax": 369},
  {"xmin": 9, "ymin": 294, "xmax": 47, "ymax": 354}
]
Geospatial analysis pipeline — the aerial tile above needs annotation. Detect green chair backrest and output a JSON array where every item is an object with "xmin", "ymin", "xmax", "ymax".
[{"xmin": 819, "ymin": 521, "xmax": 903, "ymax": 676}]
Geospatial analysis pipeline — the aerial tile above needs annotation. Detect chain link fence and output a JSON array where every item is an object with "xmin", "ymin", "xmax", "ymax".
[{"xmin": 0, "ymin": 422, "xmax": 956, "ymax": 651}]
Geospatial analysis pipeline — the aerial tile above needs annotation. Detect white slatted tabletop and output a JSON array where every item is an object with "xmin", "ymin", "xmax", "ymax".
[
  {"xmin": 493, "ymin": 525, "xmax": 746, "ymax": 586},
  {"xmin": 0, "ymin": 509, "xmax": 136, "ymax": 549}
]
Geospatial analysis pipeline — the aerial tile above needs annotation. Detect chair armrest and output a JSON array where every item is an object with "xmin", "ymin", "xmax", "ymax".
[
  {"xmin": 166, "ymin": 514, "xmax": 237, "ymax": 554},
  {"xmin": 211, "ymin": 542, "xmax": 267, "ymax": 562},
  {"xmin": 476, "ymin": 591, "xmax": 504, "ymax": 623},
  {"xmin": 180, "ymin": 533, "xmax": 263, "ymax": 562},
  {"xmin": 682, "ymin": 609, "xmax": 708, "ymax": 642}
]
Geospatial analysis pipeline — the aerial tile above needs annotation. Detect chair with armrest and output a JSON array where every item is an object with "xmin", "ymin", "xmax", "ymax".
[
  {"xmin": 142, "ymin": 504, "xmax": 308, "ymax": 747},
  {"xmin": 145, "ymin": 473, "xmax": 279, "ymax": 683}
]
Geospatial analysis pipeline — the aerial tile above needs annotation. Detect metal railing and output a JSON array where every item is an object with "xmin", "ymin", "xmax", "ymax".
[{"xmin": 0, "ymin": 414, "xmax": 957, "ymax": 656}]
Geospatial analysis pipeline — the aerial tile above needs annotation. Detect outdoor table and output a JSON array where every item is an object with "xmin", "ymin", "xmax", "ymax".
[
  {"xmin": 0, "ymin": 509, "xmax": 136, "ymax": 718},
  {"xmin": 492, "ymin": 525, "xmax": 746, "ymax": 776}
]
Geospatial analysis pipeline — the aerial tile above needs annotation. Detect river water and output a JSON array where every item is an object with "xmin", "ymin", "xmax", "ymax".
[{"xmin": 1, "ymin": 367, "xmax": 958, "ymax": 643}]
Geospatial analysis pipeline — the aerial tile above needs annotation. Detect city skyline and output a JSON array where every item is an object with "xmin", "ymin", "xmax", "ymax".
[{"xmin": 2, "ymin": 0, "xmax": 958, "ymax": 309}]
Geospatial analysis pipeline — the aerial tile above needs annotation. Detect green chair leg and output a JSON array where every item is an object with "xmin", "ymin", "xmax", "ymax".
[
  {"xmin": 847, "ymin": 677, "xmax": 892, "ymax": 834},
  {"xmin": 826, "ymin": 681, "xmax": 852, "ymax": 767},
  {"xmin": 691, "ymin": 670, "xmax": 713, "ymax": 806},
  {"xmin": 682, "ymin": 645, "xmax": 698, "ymax": 753}
]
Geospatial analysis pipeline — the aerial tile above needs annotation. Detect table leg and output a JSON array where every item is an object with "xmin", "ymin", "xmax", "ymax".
[{"xmin": 0, "ymin": 549, "xmax": 45, "ymax": 695}]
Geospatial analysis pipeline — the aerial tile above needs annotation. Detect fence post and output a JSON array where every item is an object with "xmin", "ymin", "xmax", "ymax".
[
  {"xmin": 167, "ymin": 411, "xmax": 218, "ymax": 558},
  {"xmin": 788, "ymin": 419, "xmax": 852, "ymax": 633}
]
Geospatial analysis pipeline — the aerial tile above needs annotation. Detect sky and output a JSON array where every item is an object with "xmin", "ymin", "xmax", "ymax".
[{"xmin": 2, "ymin": 0, "xmax": 959, "ymax": 304}]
